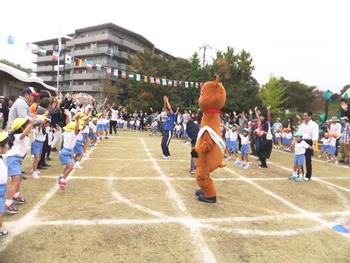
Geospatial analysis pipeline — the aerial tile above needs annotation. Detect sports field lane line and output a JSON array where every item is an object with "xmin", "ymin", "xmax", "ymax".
[
  {"xmin": 224, "ymin": 167, "xmax": 350, "ymax": 240},
  {"xmin": 262, "ymin": 157, "xmax": 350, "ymax": 194},
  {"xmin": 247, "ymin": 154, "xmax": 350, "ymax": 194},
  {"xmin": 39, "ymin": 175, "xmax": 350, "ymax": 181},
  {"xmin": 0, "ymin": 139, "xmax": 101, "ymax": 252},
  {"xmin": 140, "ymin": 138, "xmax": 217, "ymax": 263},
  {"xmin": 273, "ymin": 149, "xmax": 350, "ymax": 170}
]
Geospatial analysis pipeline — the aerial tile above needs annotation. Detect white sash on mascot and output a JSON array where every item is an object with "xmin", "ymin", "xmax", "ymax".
[{"xmin": 197, "ymin": 125, "xmax": 226, "ymax": 153}]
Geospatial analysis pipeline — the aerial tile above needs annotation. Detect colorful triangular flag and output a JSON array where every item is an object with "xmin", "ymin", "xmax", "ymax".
[
  {"xmin": 106, "ymin": 67, "xmax": 112, "ymax": 75},
  {"xmin": 121, "ymin": 71, "xmax": 127, "ymax": 79},
  {"xmin": 96, "ymin": 64, "xmax": 102, "ymax": 71},
  {"xmin": 150, "ymin": 77, "xmax": 155, "ymax": 84},
  {"xmin": 39, "ymin": 47, "xmax": 47, "ymax": 55},
  {"xmin": 156, "ymin": 78, "xmax": 161, "ymax": 85},
  {"xmin": 113, "ymin": 69, "xmax": 118, "ymax": 76},
  {"xmin": 143, "ymin": 75, "xmax": 148, "ymax": 83},
  {"xmin": 7, "ymin": 35, "xmax": 14, "ymax": 45},
  {"xmin": 65, "ymin": 54, "xmax": 72, "ymax": 65},
  {"xmin": 136, "ymin": 74, "xmax": 141, "ymax": 81}
]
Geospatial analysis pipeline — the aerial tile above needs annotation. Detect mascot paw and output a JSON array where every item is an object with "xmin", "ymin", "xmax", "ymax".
[{"xmin": 191, "ymin": 149, "xmax": 199, "ymax": 158}]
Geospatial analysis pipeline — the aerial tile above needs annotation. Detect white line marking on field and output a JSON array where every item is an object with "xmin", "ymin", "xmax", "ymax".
[
  {"xmin": 224, "ymin": 167, "xmax": 350, "ymax": 240},
  {"xmin": 273, "ymin": 149, "xmax": 350, "ymax": 169},
  {"xmin": 39, "ymin": 175, "xmax": 350, "ymax": 182},
  {"xmin": 87, "ymin": 157, "xmax": 188, "ymax": 162},
  {"xmin": 1, "ymin": 142, "xmax": 98, "ymax": 252},
  {"xmin": 140, "ymin": 138, "xmax": 217, "ymax": 263}
]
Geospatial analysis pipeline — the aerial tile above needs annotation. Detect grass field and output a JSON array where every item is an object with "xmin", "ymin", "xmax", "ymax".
[{"xmin": 0, "ymin": 131, "xmax": 350, "ymax": 263}]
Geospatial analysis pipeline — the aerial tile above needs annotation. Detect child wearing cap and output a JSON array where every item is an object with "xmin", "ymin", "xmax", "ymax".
[
  {"xmin": 58, "ymin": 114, "xmax": 81, "ymax": 191},
  {"xmin": 326, "ymin": 133, "xmax": 337, "ymax": 162},
  {"xmin": 224, "ymin": 125, "xmax": 233, "ymax": 160},
  {"xmin": 285, "ymin": 128, "xmax": 293, "ymax": 152},
  {"xmin": 289, "ymin": 131, "xmax": 311, "ymax": 182},
  {"xmin": 5, "ymin": 118, "xmax": 33, "ymax": 214},
  {"xmin": 88, "ymin": 118, "xmax": 98, "ymax": 147},
  {"xmin": 73, "ymin": 114, "xmax": 88, "ymax": 169},
  {"xmin": 239, "ymin": 128, "xmax": 250, "ymax": 169},
  {"xmin": 230, "ymin": 125, "xmax": 240, "ymax": 165},
  {"xmin": 31, "ymin": 115, "xmax": 48, "ymax": 179},
  {"xmin": 0, "ymin": 132, "xmax": 10, "ymax": 236}
]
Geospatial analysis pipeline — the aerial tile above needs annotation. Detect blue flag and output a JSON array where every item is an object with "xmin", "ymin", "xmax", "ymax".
[{"xmin": 7, "ymin": 35, "xmax": 15, "ymax": 45}]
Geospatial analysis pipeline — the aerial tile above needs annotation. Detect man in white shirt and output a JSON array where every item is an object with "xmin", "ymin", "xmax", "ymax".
[
  {"xmin": 329, "ymin": 116, "xmax": 342, "ymax": 156},
  {"xmin": 297, "ymin": 112, "xmax": 319, "ymax": 180}
]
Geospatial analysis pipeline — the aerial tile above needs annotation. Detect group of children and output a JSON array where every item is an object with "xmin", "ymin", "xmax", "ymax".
[
  {"xmin": 0, "ymin": 104, "xmax": 112, "ymax": 237},
  {"xmin": 273, "ymin": 128, "xmax": 293, "ymax": 152}
]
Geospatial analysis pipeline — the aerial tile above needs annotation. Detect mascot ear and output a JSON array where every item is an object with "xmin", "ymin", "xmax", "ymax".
[{"xmin": 215, "ymin": 75, "xmax": 220, "ymax": 85}]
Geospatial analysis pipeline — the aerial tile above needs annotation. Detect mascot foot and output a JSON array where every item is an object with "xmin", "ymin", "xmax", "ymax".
[
  {"xmin": 195, "ymin": 189, "xmax": 203, "ymax": 197},
  {"xmin": 197, "ymin": 194, "xmax": 216, "ymax": 204}
]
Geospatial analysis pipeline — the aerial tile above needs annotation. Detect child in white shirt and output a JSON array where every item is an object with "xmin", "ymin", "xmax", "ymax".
[
  {"xmin": 319, "ymin": 133, "xmax": 330, "ymax": 159},
  {"xmin": 6, "ymin": 118, "xmax": 32, "ymax": 214},
  {"xmin": 31, "ymin": 116, "xmax": 48, "ymax": 179},
  {"xmin": 239, "ymin": 128, "xmax": 250, "ymax": 169},
  {"xmin": 289, "ymin": 132, "xmax": 311, "ymax": 182},
  {"xmin": 0, "ymin": 132, "xmax": 9, "ymax": 236}
]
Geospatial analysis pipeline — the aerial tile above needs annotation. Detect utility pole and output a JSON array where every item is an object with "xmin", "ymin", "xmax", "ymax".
[{"xmin": 57, "ymin": 28, "xmax": 61, "ymax": 92}]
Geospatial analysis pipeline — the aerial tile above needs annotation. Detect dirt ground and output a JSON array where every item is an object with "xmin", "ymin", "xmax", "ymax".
[{"xmin": 1, "ymin": 131, "xmax": 350, "ymax": 263}]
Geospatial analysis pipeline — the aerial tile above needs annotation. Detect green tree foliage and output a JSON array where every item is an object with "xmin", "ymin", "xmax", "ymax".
[
  {"xmin": 260, "ymin": 77, "xmax": 287, "ymax": 114},
  {"xmin": 109, "ymin": 47, "xmax": 263, "ymax": 112},
  {"xmin": 279, "ymin": 78, "xmax": 315, "ymax": 112},
  {"xmin": 212, "ymin": 47, "xmax": 262, "ymax": 111},
  {"xmin": 340, "ymin": 84, "xmax": 350, "ymax": 96}
]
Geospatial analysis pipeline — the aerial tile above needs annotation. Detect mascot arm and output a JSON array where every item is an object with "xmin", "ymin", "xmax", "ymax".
[{"xmin": 195, "ymin": 132, "xmax": 214, "ymax": 154}]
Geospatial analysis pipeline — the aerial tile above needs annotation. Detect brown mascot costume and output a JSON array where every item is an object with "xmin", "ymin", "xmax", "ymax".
[{"xmin": 192, "ymin": 76, "xmax": 226, "ymax": 203}]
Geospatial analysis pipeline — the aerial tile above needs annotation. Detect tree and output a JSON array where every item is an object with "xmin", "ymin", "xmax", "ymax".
[
  {"xmin": 340, "ymin": 84, "xmax": 350, "ymax": 97},
  {"xmin": 279, "ymin": 78, "xmax": 315, "ymax": 112},
  {"xmin": 260, "ymin": 77, "xmax": 287, "ymax": 114},
  {"xmin": 213, "ymin": 47, "xmax": 262, "ymax": 111}
]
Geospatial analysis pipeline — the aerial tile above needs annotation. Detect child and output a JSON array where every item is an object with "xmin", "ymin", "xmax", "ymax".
[
  {"xmin": 0, "ymin": 132, "xmax": 9, "ymax": 236},
  {"xmin": 274, "ymin": 129, "xmax": 282, "ymax": 149},
  {"xmin": 150, "ymin": 119, "xmax": 158, "ymax": 136},
  {"xmin": 281, "ymin": 128, "xmax": 287, "ymax": 150},
  {"xmin": 73, "ymin": 114, "xmax": 88, "ymax": 169},
  {"xmin": 239, "ymin": 128, "xmax": 250, "ymax": 169},
  {"xmin": 5, "ymin": 118, "xmax": 33, "ymax": 214},
  {"xmin": 175, "ymin": 123, "xmax": 182, "ymax": 138},
  {"xmin": 289, "ymin": 131, "xmax": 311, "ymax": 182},
  {"xmin": 89, "ymin": 118, "xmax": 98, "ymax": 147},
  {"xmin": 285, "ymin": 128, "xmax": 293, "ymax": 152},
  {"xmin": 58, "ymin": 115, "xmax": 82, "ymax": 191},
  {"xmin": 326, "ymin": 133, "xmax": 337, "ymax": 162},
  {"xmin": 31, "ymin": 115, "xmax": 48, "ymax": 179},
  {"xmin": 319, "ymin": 133, "xmax": 330, "ymax": 159},
  {"xmin": 230, "ymin": 125, "xmax": 240, "ymax": 165}
]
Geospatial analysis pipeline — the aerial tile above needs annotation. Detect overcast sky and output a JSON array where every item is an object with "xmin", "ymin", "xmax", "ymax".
[{"xmin": 1, "ymin": 0, "xmax": 349, "ymax": 92}]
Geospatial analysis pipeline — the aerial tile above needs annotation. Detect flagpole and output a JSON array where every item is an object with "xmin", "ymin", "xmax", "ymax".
[{"xmin": 57, "ymin": 27, "xmax": 61, "ymax": 92}]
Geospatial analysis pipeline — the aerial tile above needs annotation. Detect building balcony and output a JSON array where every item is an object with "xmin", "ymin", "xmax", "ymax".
[
  {"xmin": 66, "ymin": 33, "xmax": 143, "ymax": 52},
  {"xmin": 72, "ymin": 72, "xmax": 108, "ymax": 80},
  {"xmin": 34, "ymin": 55, "xmax": 64, "ymax": 63},
  {"xmin": 71, "ymin": 85, "xmax": 100, "ymax": 92},
  {"xmin": 73, "ymin": 47, "xmax": 129, "ymax": 60},
  {"xmin": 35, "ymin": 65, "xmax": 54, "ymax": 72}
]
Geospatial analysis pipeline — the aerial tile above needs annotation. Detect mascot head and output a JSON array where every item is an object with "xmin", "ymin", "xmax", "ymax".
[{"xmin": 198, "ymin": 75, "xmax": 226, "ymax": 112}]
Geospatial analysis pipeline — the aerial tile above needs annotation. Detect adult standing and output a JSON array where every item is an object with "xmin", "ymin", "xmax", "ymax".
[
  {"xmin": 161, "ymin": 96, "xmax": 176, "ymax": 159},
  {"xmin": 256, "ymin": 113, "xmax": 269, "ymax": 168},
  {"xmin": 338, "ymin": 117, "xmax": 350, "ymax": 165},
  {"xmin": 297, "ymin": 112, "xmax": 319, "ymax": 181},
  {"xmin": 1, "ymin": 97, "xmax": 12, "ymax": 130},
  {"xmin": 7, "ymin": 87, "xmax": 39, "ymax": 130}
]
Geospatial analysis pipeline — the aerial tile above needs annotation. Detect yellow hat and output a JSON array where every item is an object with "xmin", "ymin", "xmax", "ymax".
[
  {"xmin": 0, "ymin": 132, "xmax": 8, "ymax": 143},
  {"xmin": 11, "ymin": 118, "xmax": 28, "ymax": 132},
  {"xmin": 82, "ymin": 115, "xmax": 89, "ymax": 121},
  {"xmin": 92, "ymin": 118, "xmax": 98, "ymax": 123},
  {"xmin": 63, "ymin": 121, "xmax": 83, "ymax": 132},
  {"xmin": 76, "ymin": 112, "xmax": 85, "ymax": 119},
  {"xmin": 96, "ymin": 113, "xmax": 102, "ymax": 118},
  {"xmin": 36, "ymin": 115, "xmax": 49, "ymax": 122}
]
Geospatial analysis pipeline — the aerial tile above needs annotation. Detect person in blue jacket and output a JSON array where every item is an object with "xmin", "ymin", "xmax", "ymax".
[{"xmin": 161, "ymin": 96, "xmax": 176, "ymax": 159}]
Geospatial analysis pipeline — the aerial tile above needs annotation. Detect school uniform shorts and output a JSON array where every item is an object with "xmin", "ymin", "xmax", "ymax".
[
  {"xmin": 31, "ymin": 140, "xmax": 44, "ymax": 156},
  {"xmin": 73, "ymin": 140, "xmax": 83, "ymax": 156},
  {"xmin": 0, "ymin": 184, "xmax": 6, "ymax": 214},
  {"xmin": 241, "ymin": 144, "xmax": 249, "ymax": 156},
  {"xmin": 294, "ymin": 154, "xmax": 305, "ymax": 166},
  {"xmin": 59, "ymin": 148, "xmax": 74, "ymax": 165},
  {"xmin": 230, "ymin": 141, "xmax": 238, "ymax": 152},
  {"xmin": 7, "ymin": 155, "xmax": 23, "ymax": 177}
]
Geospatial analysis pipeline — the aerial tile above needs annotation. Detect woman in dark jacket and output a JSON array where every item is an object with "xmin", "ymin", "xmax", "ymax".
[{"xmin": 256, "ymin": 114, "xmax": 269, "ymax": 168}]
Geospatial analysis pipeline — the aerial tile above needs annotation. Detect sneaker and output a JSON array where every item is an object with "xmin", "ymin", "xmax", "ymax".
[
  {"xmin": 335, "ymin": 161, "xmax": 339, "ymax": 165},
  {"xmin": 190, "ymin": 170, "xmax": 195, "ymax": 175},
  {"xmin": 74, "ymin": 162, "xmax": 83, "ymax": 169},
  {"xmin": 243, "ymin": 164, "xmax": 250, "ymax": 169},
  {"xmin": 57, "ymin": 177, "xmax": 66, "ymax": 191},
  {"xmin": 32, "ymin": 172, "xmax": 40, "ymax": 179},
  {"xmin": 162, "ymin": 155, "xmax": 170, "ymax": 160},
  {"xmin": 0, "ymin": 230, "xmax": 8, "ymax": 237},
  {"xmin": 13, "ymin": 195, "xmax": 26, "ymax": 204},
  {"xmin": 295, "ymin": 176, "xmax": 304, "ymax": 182},
  {"xmin": 303, "ymin": 177, "xmax": 311, "ymax": 181},
  {"xmin": 288, "ymin": 174, "xmax": 298, "ymax": 180},
  {"xmin": 258, "ymin": 165, "xmax": 268, "ymax": 169},
  {"xmin": 5, "ymin": 204, "xmax": 18, "ymax": 214},
  {"xmin": 234, "ymin": 160, "xmax": 242, "ymax": 166}
]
